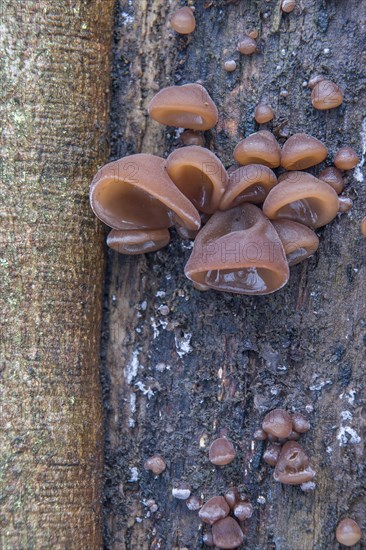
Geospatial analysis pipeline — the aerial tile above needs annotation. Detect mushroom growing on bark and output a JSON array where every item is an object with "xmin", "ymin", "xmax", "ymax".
[
  {"xmin": 220, "ymin": 164, "xmax": 278, "ymax": 209},
  {"xmin": 184, "ymin": 204, "xmax": 290, "ymax": 295},
  {"xmin": 274, "ymin": 441, "xmax": 316, "ymax": 484},
  {"xmin": 234, "ymin": 131, "xmax": 281, "ymax": 168},
  {"xmin": 148, "ymin": 83, "xmax": 218, "ymax": 130},
  {"xmin": 165, "ymin": 145, "xmax": 228, "ymax": 214},
  {"xmin": 263, "ymin": 171, "xmax": 339, "ymax": 229}
]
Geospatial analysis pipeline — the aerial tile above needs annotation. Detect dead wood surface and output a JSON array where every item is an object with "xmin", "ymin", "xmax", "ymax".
[{"xmin": 103, "ymin": 1, "xmax": 366, "ymax": 549}]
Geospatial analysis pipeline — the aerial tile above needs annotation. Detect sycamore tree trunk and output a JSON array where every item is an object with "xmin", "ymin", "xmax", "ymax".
[
  {"xmin": 1, "ymin": 1, "xmax": 114, "ymax": 548},
  {"xmin": 102, "ymin": 1, "xmax": 366, "ymax": 549}
]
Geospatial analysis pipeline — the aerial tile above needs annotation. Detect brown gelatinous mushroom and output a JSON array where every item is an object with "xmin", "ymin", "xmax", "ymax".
[
  {"xmin": 334, "ymin": 146, "xmax": 360, "ymax": 170},
  {"xmin": 90, "ymin": 154, "xmax": 201, "ymax": 232},
  {"xmin": 288, "ymin": 430, "xmax": 301, "ymax": 441},
  {"xmin": 336, "ymin": 518, "xmax": 362, "ymax": 547},
  {"xmin": 263, "ymin": 443, "xmax": 282, "ymax": 466},
  {"xmin": 180, "ymin": 129, "xmax": 205, "ymax": 147},
  {"xmin": 361, "ymin": 217, "xmax": 366, "ymax": 237},
  {"xmin": 186, "ymin": 495, "xmax": 202, "ymax": 511},
  {"xmin": 212, "ymin": 517, "xmax": 245, "ymax": 549},
  {"xmin": 184, "ymin": 204, "xmax": 290, "ymax": 295},
  {"xmin": 202, "ymin": 530, "xmax": 215, "ymax": 547},
  {"xmin": 281, "ymin": 133, "xmax": 328, "ymax": 170},
  {"xmin": 107, "ymin": 228, "xmax": 170, "ymax": 255},
  {"xmin": 237, "ymin": 36, "xmax": 256, "ymax": 55},
  {"xmin": 172, "ymin": 481, "xmax": 191, "ymax": 500},
  {"xmin": 272, "ymin": 220, "xmax": 319, "ymax": 266},
  {"xmin": 209, "ymin": 437, "xmax": 236, "ymax": 466},
  {"xmin": 171, "ymin": 7, "xmax": 196, "ymax": 34},
  {"xmin": 224, "ymin": 488, "xmax": 240, "ymax": 509},
  {"xmin": 281, "ymin": 0, "xmax": 295, "ymax": 12},
  {"xmin": 318, "ymin": 167, "xmax": 344, "ymax": 194},
  {"xmin": 292, "ymin": 413, "xmax": 310, "ymax": 433},
  {"xmin": 165, "ymin": 146, "xmax": 228, "ymax": 214},
  {"xmin": 220, "ymin": 164, "xmax": 278, "ymax": 209},
  {"xmin": 144, "ymin": 455, "xmax": 166, "ymax": 475},
  {"xmin": 233, "ymin": 501, "xmax": 253, "ymax": 521},
  {"xmin": 274, "ymin": 441, "xmax": 316, "ymax": 484},
  {"xmin": 262, "ymin": 409, "xmax": 293, "ymax": 438},
  {"xmin": 263, "ymin": 171, "xmax": 339, "ymax": 229},
  {"xmin": 199, "ymin": 496, "xmax": 230, "ymax": 525},
  {"xmin": 338, "ymin": 197, "xmax": 353, "ymax": 213},
  {"xmin": 254, "ymin": 104, "xmax": 274, "ymax": 124},
  {"xmin": 224, "ymin": 60, "xmax": 237, "ymax": 72},
  {"xmin": 233, "ymin": 131, "xmax": 281, "ymax": 168},
  {"xmin": 311, "ymin": 79, "xmax": 344, "ymax": 110},
  {"xmin": 148, "ymin": 83, "xmax": 218, "ymax": 130}
]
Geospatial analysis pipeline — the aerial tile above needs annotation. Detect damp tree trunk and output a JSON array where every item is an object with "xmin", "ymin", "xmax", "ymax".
[
  {"xmin": 1, "ymin": 1, "xmax": 113, "ymax": 548},
  {"xmin": 103, "ymin": 1, "xmax": 366, "ymax": 549}
]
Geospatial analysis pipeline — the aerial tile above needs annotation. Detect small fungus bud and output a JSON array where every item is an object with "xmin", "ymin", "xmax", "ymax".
[
  {"xmin": 233, "ymin": 501, "xmax": 253, "ymax": 521},
  {"xmin": 292, "ymin": 413, "xmax": 310, "ymax": 433},
  {"xmin": 254, "ymin": 104, "xmax": 274, "ymax": 124},
  {"xmin": 212, "ymin": 517, "xmax": 245, "ymax": 549},
  {"xmin": 199, "ymin": 496, "xmax": 230, "ymax": 525},
  {"xmin": 263, "ymin": 443, "xmax": 281, "ymax": 466},
  {"xmin": 311, "ymin": 79, "xmax": 343, "ymax": 110},
  {"xmin": 144, "ymin": 455, "xmax": 166, "ymax": 475},
  {"xmin": 171, "ymin": 7, "xmax": 196, "ymax": 34},
  {"xmin": 336, "ymin": 518, "xmax": 362, "ymax": 547},
  {"xmin": 172, "ymin": 481, "xmax": 191, "ymax": 500},
  {"xmin": 262, "ymin": 409, "xmax": 293, "ymax": 438},
  {"xmin": 334, "ymin": 146, "xmax": 359, "ymax": 170},
  {"xmin": 224, "ymin": 60, "xmax": 237, "ymax": 72},
  {"xmin": 237, "ymin": 36, "xmax": 256, "ymax": 55},
  {"xmin": 281, "ymin": 0, "xmax": 295, "ymax": 13},
  {"xmin": 209, "ymin": 437, "xmax": 236, "ymax": 466}
]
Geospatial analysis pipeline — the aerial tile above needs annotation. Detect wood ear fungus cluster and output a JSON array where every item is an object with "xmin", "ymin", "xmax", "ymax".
[
  {"xmin": 257, "ymin": 409, "xmax": 315, "ymax": 487},
  {"xmin": 199, "ymin": 491, "xmax": 251, "ymax": 548},
  {"xmin": 90, "ymin": 82, "xmax": 357, "ymax": 295}
]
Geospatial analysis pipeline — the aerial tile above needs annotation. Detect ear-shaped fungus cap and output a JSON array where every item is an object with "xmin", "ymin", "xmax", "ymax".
[
  {"xmin": 165, "ymin": 146, "xmax": 228, "ymax": 214},
  {"xmin": 148, "ymin": 83, "xmax": 218, "ymax": 130},
  {"xmin": 318, "ymin": 167, "xmax": 344, "ymax": 194},
  {"xmin": 184, "ymin": 204, "xmax": 290, "ymax": 295},
  {"xmin": 233, "ymin": 131, "xmax": 281, "ymax": 168},
  {"xmin": 90, "ymin": 154, "xmax": 201, "ymax": 231},
  {"xmin": 274, "ymin": 441, "xmax": 316, "ymax": 485},
  {"xmin": 272, "ymin": 220, "xmax": 319, "ymax": 266},
  {"xmin": 281, "ymin": 133, "xmax": 328, "ymax": 170},
  {"xmin": 220, "ymin": 164, "xmax": 278, "ymax": 209},
  {"xmin": 311, "ymin": 79, "xmax": 343, "ymax": 110},
  {"xmin": 106, "ymin": 228, "xmax": 170, "ymax": 255},
  {"xmin": 263, "ymin": 171, "xmax": 339, "ymax": 229}
]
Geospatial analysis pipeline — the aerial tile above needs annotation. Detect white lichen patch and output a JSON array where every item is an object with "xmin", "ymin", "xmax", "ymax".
[
  {"xmin": 175, "ymin": 332, "xmax": 193, "ymax": 358},
  {"xmin": 340, "ymin": 410, "xmax": 353, "ymax": 421},
  {"xmin": 128, "ymin": 393, "xmax": 136, "ymax": 428},
  {"xmin": 354, "ymin": 117, "xmax": 366, "ymax": 182},
  {"xmin": 309, "ymin": 379, "xmax": 332, "ymax": 391},
  {"xmin": 128, "ymin": 467, "xmax": 139, "ymax": 482},
  {"xmin": 337, "ymin": 426, "xmax": 361, "ymax": 446},
  {"xmin": 340, "ymin": 389, "xmax": 356, "ymax": 405},
  {"xmin": 121, "ymin": 12, "xmax": 134, "ymax": 24},
  {"xmin": 135, "ymin": 381, "xmax": 155, "ymax": 399},
  {"xmin": 125, "ymin": 350, "xmax": 142, "ymax": 384}
]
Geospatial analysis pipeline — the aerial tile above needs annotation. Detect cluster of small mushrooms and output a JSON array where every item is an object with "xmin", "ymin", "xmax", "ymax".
[
  {"xmin": 89, "ymin": 80, "xmax": 360, "ymax": 296},
  {"xmin": 143, "ymin": 410, "xmax": 362, "ymax": 547},
  {"xmin": 254, "ymin": 409, "xmax": 316, "ymax": 489}
]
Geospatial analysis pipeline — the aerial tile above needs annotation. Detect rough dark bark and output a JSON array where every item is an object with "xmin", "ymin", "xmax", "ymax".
[
  {"xmin": 1, "ymin": 1, "xmax": 114, "ymax": 548},
  {"xmin": 102, "ymin": 0, "xmax": 366, "ymax": 548}
]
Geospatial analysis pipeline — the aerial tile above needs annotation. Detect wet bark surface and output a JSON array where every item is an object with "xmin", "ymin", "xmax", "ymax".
[
  {"xmin": 102, "ymin": 1, "xmax": 366, "ymax": 549},
  {"xmin": 1, "ymin": 1, "xmax": 114, "ymax": 548}
]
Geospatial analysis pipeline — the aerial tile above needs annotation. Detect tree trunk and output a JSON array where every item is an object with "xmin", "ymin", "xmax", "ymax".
[
  {"xmin": 1, "ymin": 1, "xmax": 114, "ymax": 548},
  {"xmin": 103, "ymin": 0, "xmax": 366, "ymax": 549}
]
